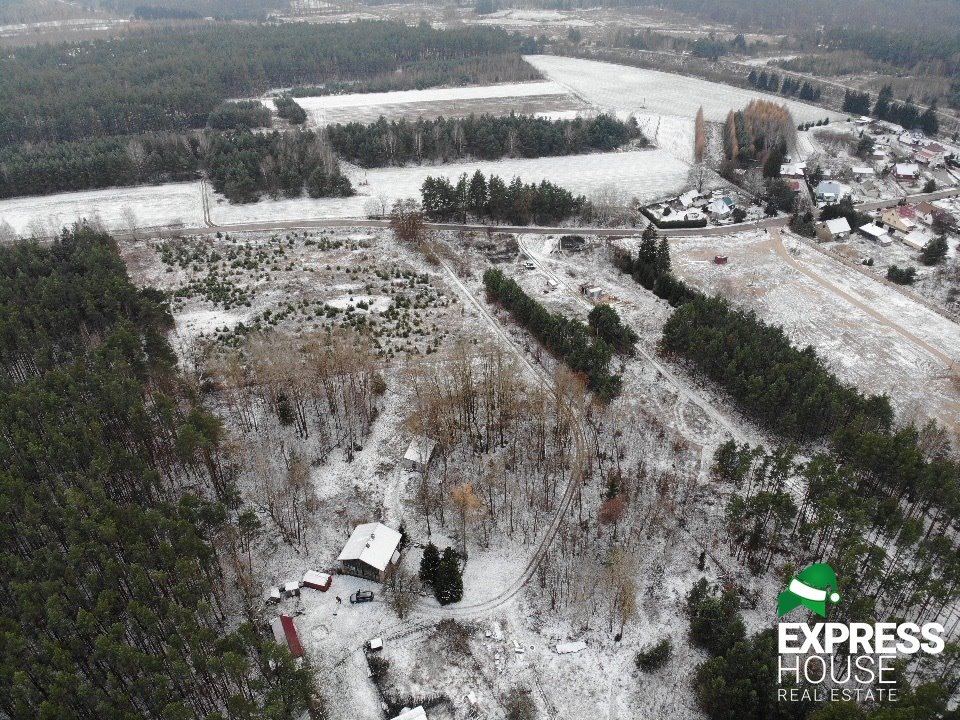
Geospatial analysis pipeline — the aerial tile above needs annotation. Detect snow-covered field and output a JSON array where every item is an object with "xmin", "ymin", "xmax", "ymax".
[
  {"xmin": 0, "ymin": 150, "xmax": 697, "ymax": 237},
  {"xmin": 670, "ymin": 230, "xmax": 960, "ymax": 443},
  {"xmin": 469, "ymin": 9, "xmax": 594, "ymax": 26},
  {"xmin": 285, "ymin": 81, "xmax": 587, "ymax": 127},
  {"xmin": 525, "ymin": 55, "xmax": 844, "ymax": 125},
  {"xmin": 0, "ymin": 182, "xmax": 205, "ymax": 237},
  {"xmin": 207, "ymin": 150, "xmax": 698, "ymax": 225}
]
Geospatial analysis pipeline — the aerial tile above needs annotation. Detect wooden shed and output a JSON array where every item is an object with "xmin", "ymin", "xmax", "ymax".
[
  {"xmin": 271, "ymin": 615, "xmax": 304, "ymax": 658},
  {"xmin": 302, "ymin": 570, "xmax": 332, "ymax": 591}
]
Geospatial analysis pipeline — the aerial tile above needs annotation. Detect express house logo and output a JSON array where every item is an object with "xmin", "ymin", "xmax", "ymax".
[{"xmin": 776, "ymin": 563, "xmax": 944, "ymax": 703}]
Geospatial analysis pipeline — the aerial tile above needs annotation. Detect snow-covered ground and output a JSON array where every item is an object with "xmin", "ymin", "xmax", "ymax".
[
  {"xmin": 670, "ymin": 230, "xmax": 960, "ymax": 443},
  {"xmin": 281, "ymin": 81, "xmax": 586, "ymax": 127},
  {"xmin": 525, "ymin": 54, "xmax": 844, "ymax": 125},
  {"xmin": 0, "ymin": 181, "xmax": 205, "ymax": 237},
  {"xmin": 469, "ymin": 8, "xmax": 594, "ymax": 26},
  {"xmin": 207, "ymin": 150, "xmax": 698, "ymax": 225}
]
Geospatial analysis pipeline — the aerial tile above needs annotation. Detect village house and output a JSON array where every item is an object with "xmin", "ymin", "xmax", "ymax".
[
  {"xmin": 403, "ymin": 436, "xmax": 436, "ymax": 473},
  {"xmin": 706, "ymin": 198, "xmax": 732, "ymax": 219},
  {"xmin": 915, "ymin": 143, "xmax": 946, "ymax": 168},
  {"xmin": 677, "ymin": 189, "xmax": 701, "ymax": 208},
  {"xmin": 337, "ymin": 522, "xmax": 402, "ymax": 582},
  {"xmin": 880, "ymin": 206, "xmax": 917, "ymax": 235},
  {"xmin": 817, "ymin": 217, "xmax": 851, "ymax": 242},
  {"xmin": 894, "ymin": 163, "xmax": 920, "ymax": 182},
  {"xmin": 914, "ymin": 201, "xmax": 941, "ymax": 225},
  {"xmin": 815, "ymin": 181, "xmax": 851, "ymax": 204}
]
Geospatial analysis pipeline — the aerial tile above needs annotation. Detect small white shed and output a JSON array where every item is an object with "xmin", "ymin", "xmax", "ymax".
[{"xmin": 403, "ymin": 436, "xmax": 437, "ymax": 473}]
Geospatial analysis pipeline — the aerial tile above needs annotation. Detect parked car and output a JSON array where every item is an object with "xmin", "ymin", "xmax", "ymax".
[{"xmin": 350, "ymin": 590, "xmax": 374, "ymax": 604}]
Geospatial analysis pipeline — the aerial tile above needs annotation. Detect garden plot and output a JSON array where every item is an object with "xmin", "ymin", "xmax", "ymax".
[
  {"xmin": 525, "ymin": 55, "xmax": 843, "ymax": 125},
  {"xmin": 0, "ymin": 181, "xmax": 204, "ymax": 237},
  {"xmin": 287, "ymin": 81, "xmax": 587, "ymax": 127},
  {"xmin": 209, "ymin": 149, "xmax": 698, "ymax": 225},
  {"xmin": 669, "ymin": 230, "xmax": 960, "ymax": 443}
]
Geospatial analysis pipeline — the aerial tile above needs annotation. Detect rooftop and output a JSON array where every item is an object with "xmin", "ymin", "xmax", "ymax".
[
  {"xmin": 337, "ymin": 522, "xmax": 402, "ymax": 572},
  {"xmin": 859, "ymin": 223, "xmax": 888, "ymax": 239},
  {"xmin": 825, "ymin": 217, "xmax": 851, "ymax": 235},
  {"xmin": 404, "ymin": 436, "xmax": 437, "ymax": 467}
]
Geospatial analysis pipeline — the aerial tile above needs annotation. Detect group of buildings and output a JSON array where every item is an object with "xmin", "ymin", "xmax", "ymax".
[
  {"xmin": 266, "ymin": 437, "xmax": 437, "ymax": 663},
  {"xmin": 817, "ymin": 200, "xmax": 954, "ymax": 249},
  {"xmin": 646, "ymin": 189, "xmax": 744, "ymax": 227}
]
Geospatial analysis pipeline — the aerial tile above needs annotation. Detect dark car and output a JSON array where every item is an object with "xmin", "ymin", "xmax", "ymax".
[{"xmin": 350, "ymin": 590, "xmax": 374, "ymax": 604}]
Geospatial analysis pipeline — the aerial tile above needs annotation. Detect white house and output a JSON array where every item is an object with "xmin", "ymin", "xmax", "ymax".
[
  {"xmin": 851, "ymin": 166, "xmax": 874, "ymax": 177},
  {"xmin": 706, "ymin": 198, "xmax": 731, "ymax": 218},
  {"xmin": 677, "ymin": 189, "xmax": 701, "ymax": 208},
  {"xmin": 403, "ymin": 436, "xmax": 436, "ymax": 473},
  {"xmin": 815, "ymin": 181, "xmax": 851, "ymax": 203},
  {"xmin": 337, "ymin": 522, "xmax": 402, "ymax": 582}
]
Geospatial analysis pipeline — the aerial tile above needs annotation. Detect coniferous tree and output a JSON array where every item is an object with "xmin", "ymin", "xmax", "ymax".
[
  {"xmin": 419, "ymin": 541, "xmax": 441, "ymax": 586},
  {"xmin": 435, "ymin": 546, "xmax": 464, "ymax": 605}
]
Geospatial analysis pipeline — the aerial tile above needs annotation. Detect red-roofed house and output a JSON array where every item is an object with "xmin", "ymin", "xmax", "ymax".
[{"xmin": 271, "ymin": 615, "xmax": 305, "ymax": 658}]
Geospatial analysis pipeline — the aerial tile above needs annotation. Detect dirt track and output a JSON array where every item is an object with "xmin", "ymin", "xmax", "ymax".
[{"xmin": 769, "ymin": 228, "xmax": 955, "ymax": 369}]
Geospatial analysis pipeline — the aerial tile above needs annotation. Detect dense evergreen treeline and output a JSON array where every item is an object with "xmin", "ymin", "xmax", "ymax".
[
  {"xmin": 588, "ymin": 304, "xmax": 638, "ymax": 354},
  {"xmin": 288, "ymin": 54, "xmax": 540, "ymax": 97},
  {"xmin": 840, "ymin": 86, "xmax": 939, "ymax": 134},
  {"xmin": 820, "ymin": 27, "xmax": 960, "ymax": 77},
  {"xmin": 274, "ymin": 95, "xmax": 307, "ymax": 125},
  {"xmin": 841, "ymin": 89, "xmax": 872, "ymax": 116},
  {"xmin": 0, "ymin": 227, "xmax": 320, "ymax": 719},
  {"xmin": 0, "ymin": 129, "xmax": 352, "ymax": 203},
  {"xmin": 206, "ymin": 130, "xmax": 353, "ymax": 204},
  {"xmin": 612, "ymin": 225, "xmax": 703, "ymax": 307},
  {"xmin": 0, "ymin": 134, "xmax": 202, "ymax": 199},
  {"xmin": 0, "ymin": 22, "xmax": 533, "ymax": 147},
  {"xmin": 660, "ymin": 295, "xmax": 892, "ymax": 441},
  {"xmin": 483, "ymin": 268, "xmax": 622, "ymax": 398},
  {"xmin": 328, "ymin": 113, "xmax": 644, "ymax": 168},
  {"xmin": 873, "ymin": 86, "xmax": 939, "ymax": 134},
  {"xmin": 746, "ymin": 70, "xmax": 821, "ymax": 102},
  {"xmin": 208, "ymin": 100, "xmax": 273, "ymax": 130},
  {"xmin": 421, "ymin": 170, "xmax": 585, "ymax": 225}
]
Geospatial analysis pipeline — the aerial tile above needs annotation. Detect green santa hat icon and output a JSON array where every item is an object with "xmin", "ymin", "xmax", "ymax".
[{"xmin": 777, "ymin": 563, "xmax": 841, "ymax": 618}]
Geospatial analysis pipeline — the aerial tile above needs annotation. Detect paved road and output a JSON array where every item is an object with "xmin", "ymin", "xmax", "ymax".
[{"xmin": 855, "ymin": 187, "xmax": 960, "ymax": 212}]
